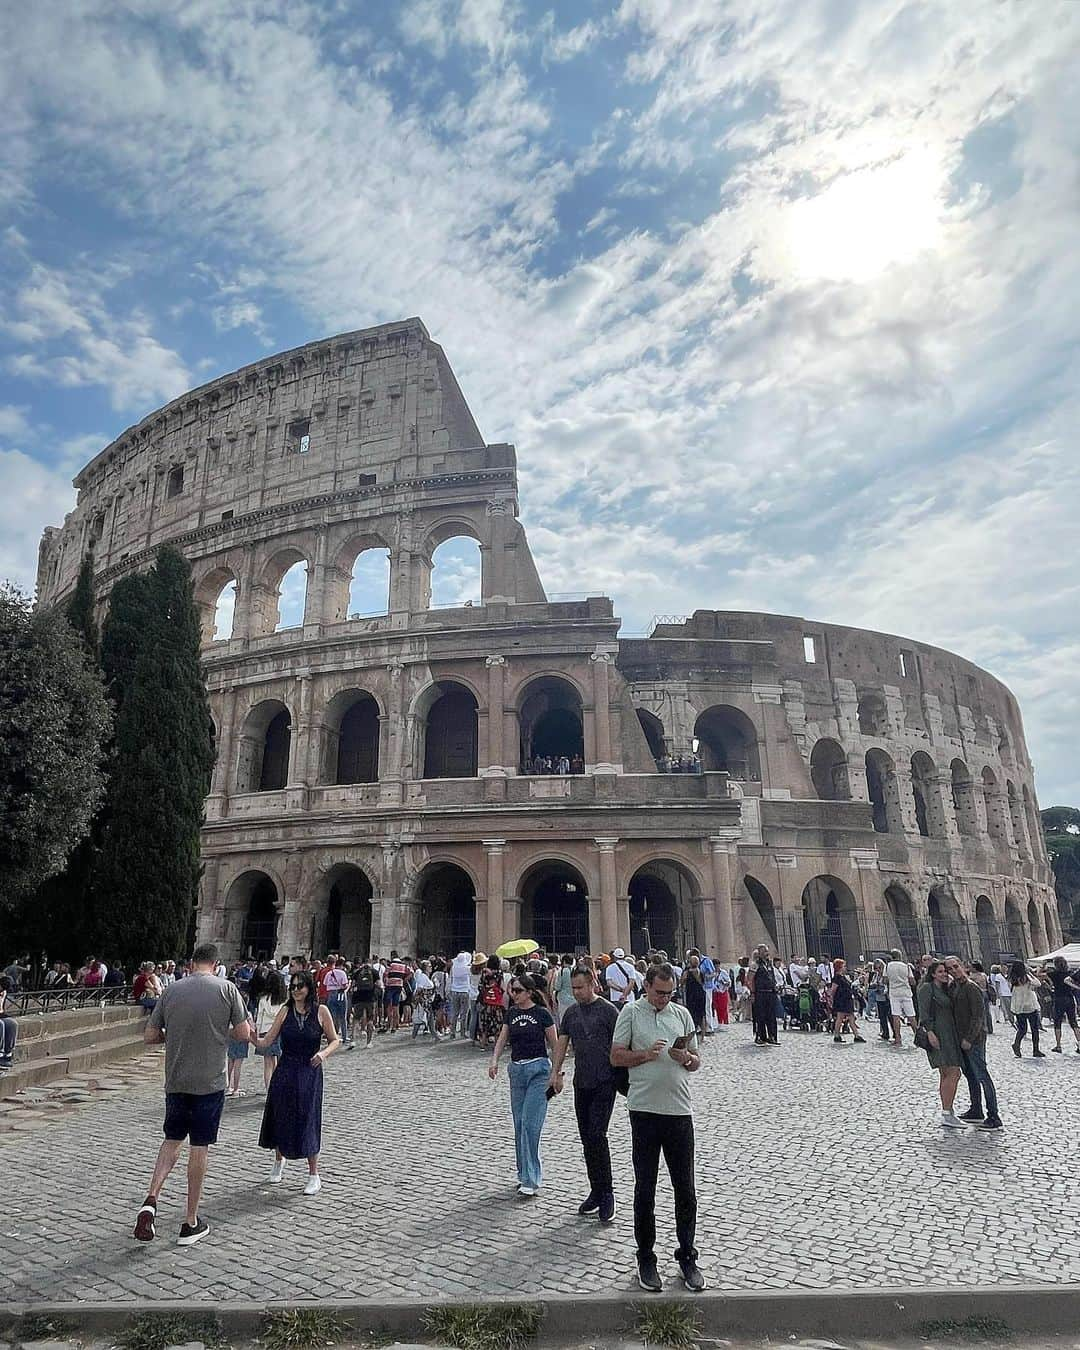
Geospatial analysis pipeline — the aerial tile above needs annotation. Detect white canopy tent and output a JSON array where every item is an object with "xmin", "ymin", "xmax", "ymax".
[{"xmin": 1030, "ymin": 943, "xmax": 1080, "ymax": 965}]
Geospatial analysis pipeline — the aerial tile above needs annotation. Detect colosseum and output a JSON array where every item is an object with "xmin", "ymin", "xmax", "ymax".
[{"xmin": 37, "ymin": 318, "xmax": 1060, "ymax": 967}]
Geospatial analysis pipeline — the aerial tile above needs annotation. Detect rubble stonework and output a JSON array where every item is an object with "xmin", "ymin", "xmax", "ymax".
[{"xmin": 37, "ymin": 320, "xmax": 1058, "ymax": 962}]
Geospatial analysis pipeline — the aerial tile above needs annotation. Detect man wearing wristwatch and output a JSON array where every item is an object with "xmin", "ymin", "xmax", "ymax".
[{"xmin": 610, "ymin": 962, "xmax": 704, "ymax": 1294}]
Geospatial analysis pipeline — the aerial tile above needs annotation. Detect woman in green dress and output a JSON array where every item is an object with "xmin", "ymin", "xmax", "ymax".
[{"xmin": 916, "ymin": 960, "xmax": 965, "ymax": 1128}]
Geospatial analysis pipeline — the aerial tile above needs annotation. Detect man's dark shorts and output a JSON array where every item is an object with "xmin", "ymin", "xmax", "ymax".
[
  {"xmin": 163, "ymin": 1090, "xmax": 226, "ymax": 1147},
  {"xmin": 384, "ymin": 986, "xmax": 402, "ymax": 1006}
]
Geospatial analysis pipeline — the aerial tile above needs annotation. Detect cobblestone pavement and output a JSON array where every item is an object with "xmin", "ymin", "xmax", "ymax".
[{"xmin": 4, "ymin": 1016, "xmax": 1080, "ymax": 1303}]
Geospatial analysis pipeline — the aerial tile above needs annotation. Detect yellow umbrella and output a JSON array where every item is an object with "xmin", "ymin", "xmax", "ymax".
[{"xmin": 495, "ymin": 938, "xmax": 539, "ymax": 959}]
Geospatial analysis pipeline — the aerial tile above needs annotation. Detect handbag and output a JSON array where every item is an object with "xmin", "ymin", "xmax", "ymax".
[{"xmin": 914, "ymin": 1024, "xmax": 932, "ymax": 1050}]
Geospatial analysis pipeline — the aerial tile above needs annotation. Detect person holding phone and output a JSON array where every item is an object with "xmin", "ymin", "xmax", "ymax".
[
  {"xmin": 611, "ymin": 962, "xmax": 704, "ymax": 1294},
  {"xmin": 487, "ymin": 974, "xmax": 558, "ymax": 1198}
]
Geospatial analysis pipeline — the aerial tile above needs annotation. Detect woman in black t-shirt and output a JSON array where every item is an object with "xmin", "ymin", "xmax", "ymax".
[
  {"xmin": 830, "ymin": 958, "xmax": 866, "ymax": 1045},
  {"xmin": 488, "ymin": 974, "xmax": 558, "ymax": 1197},
  {"xmin": 1044, "ymin": 958, "xmax": 1080, "ymax": 1053}
]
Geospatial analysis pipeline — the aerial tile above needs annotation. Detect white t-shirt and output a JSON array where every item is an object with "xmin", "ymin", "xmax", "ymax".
[
  {"xmin": 885, "ymin": 961, "xmax": 913, "ymax": 996},
  {"xmin": 990, "ymin": 972, "xmax": 1011, "ymax": 999},
  {"xmin": 788, "ymin": 962, "xmax": 809, "ymax": 986},
  {"xmin": 605, "ymin": 960, "xmax": 642, "ymax": 1004},
  {"xmin": 449, "ymin": 954, "xmax": 472, "ymax": 994}
]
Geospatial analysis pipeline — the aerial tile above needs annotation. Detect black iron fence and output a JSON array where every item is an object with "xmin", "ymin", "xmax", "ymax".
[
  {"xmin": 771, "ymin": 913, "xmax": 1029, "ymax": 968},
  {"xmin": 6, "ymin": 985, "xmax": 134, "ymax": 1017}
]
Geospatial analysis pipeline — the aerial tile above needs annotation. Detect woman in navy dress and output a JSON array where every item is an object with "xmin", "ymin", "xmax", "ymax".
[{"xmin": 255, "ymin": 970, "xmax": 340, "ymax": 1194}]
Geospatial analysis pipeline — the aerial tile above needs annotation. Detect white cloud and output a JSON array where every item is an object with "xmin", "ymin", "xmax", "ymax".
[{"xmin": 0, "ymin": 449, "xmax": 77, "ymax": 594}]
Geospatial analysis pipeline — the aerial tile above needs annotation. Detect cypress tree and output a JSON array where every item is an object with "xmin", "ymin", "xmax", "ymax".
[
  {"xmin": 67, "ymin": 555, "xmax": 99, "ymax": 652},
  {"xmin": 94, "ymin": 549, "xmax": 214, "ymax": 966}
]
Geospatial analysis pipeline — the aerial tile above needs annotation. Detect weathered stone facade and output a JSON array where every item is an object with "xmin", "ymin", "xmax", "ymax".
[{"xmin": 37, "ymin": 319, "xmax": 1059, "ymax": 963}]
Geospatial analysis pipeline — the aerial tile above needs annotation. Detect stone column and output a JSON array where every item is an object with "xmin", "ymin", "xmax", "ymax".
[
  {"xmin": 286, "ymin": 673, "xmax": 313, "ymax": 810},
  {"xmin": 616, "ymin": 895, "xmax": 632, "ymax": 955},
  {"xmin": 483, "ymin": 841, "xmax": 507, "ymax": 953},
  {"xmin": 197, "ymin": 857, "xmax": 222, "ymax": 945},
  {"xmin": 590, "ymin": 651, "xmax": 616, "ymax": 774},
  {"xmin": 380, "ymin": 663, "xmax": 406, "ymax": 804},
  {"xmin": 482, "ymin": 497, "xmax": 513, "ymax": 603},
  {"xmin": 230, "ymin": 545, "xmax": 258, "ymax": 642},
  {"xmin": 305, "ymin": 527, "xmax": 329, "ymax": 634},
  {"xmin": 481, "ymin": 656, "xmax": 508, "ymax": 775},
  {"xmin": 892, "ymin": 761, "xmax": 920, "ymax": 836},
  {"xmin": 503, "ymin": 895, "xmax": 524, "ymax": 945},
  {"xmin": 208, "ymin": 686, "xmax": 237, "ymax": 817},
  {"xmin": 708, "ymin": 834, "xmax": 739, "ymax": 960},
  {"xmin": 595, "ymin": 837, "xmax": 619, "ymax": 951}
]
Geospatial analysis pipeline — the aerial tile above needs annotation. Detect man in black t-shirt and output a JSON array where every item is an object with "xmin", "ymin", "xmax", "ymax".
[
  {"xmin": 350, "ymin": 960, "xmax": 379, "ymax": 1048},
  {"xmin": 1044, "ymin": 958, "xmax": 1080, "ymax": 1053},
  {"xmin": 551, "ymin": 966, "xmax": 620, "ymax": 1224}
]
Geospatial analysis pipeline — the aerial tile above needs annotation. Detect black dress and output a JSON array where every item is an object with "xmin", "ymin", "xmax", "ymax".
[
  {"xmin": 259, "ymin": 1008, "xmax": 324, "ymax": 1159},
  {"xmin": 831, "ymin": 973, "xmax": 855, "ymax": 1014},
  {"xmin": 684, "ymin": 971, "xmax": 707, "ymax": 1027}
]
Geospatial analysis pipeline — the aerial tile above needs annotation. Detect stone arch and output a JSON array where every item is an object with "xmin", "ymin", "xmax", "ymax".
[
  {"xmin": 1027, "ymin": 898, "xmax": 1044, "ymax": 955},
  {"xmin": 693, "ymin": 704, "xmax": 760, "ymax": 779},
  {"xmin": 884, "ymin": 882, "xmax": 920, "ymax": 959},
  {"xmin": 1023, "ymin": 784, "xmax": 1042, "ymax": 860},
  {"xmin": 866, "ymin": 748, "xmax": 904, "ymax": 833},
  {"xmin": 857, "ymin": 690, "xmax": 888, "ymax": 736},
  {"xmin": 950, "ymin": 759, "xmax": 978, "ymax": 836},
  {"xmin": 975, "ymin": 895, "xmax": 998, "ymax": 967},
  {"xmin": 226, "ymin": 870, "xmax": 280, "ymax": 959},
  {"xmin": 636, "ymin": 708, "xmax": 667, "ymax": 766},
  {"xmin": 421, "ymin": 519, "xmax": 484, "ymax": 610},
  {"xmin": 416, "ymin": 861, "xmax": 476, "ymax": 957},
  {"xmin": 314, "ymin": 862, "xmax": 374, "ymax": 958},
  {"xmin": 741, "ymin": 874, "xmax": 778, "ymax": 949},
  {"xmin": 318, "ymin": 688, "xmax": 382, "ymax": 785},
  {"xmin": 981, "ymin": 767, "xmax": 1007, "ymax": 841},
  {"xmin": 1007, "ymin": 780, "xmax": 1028, "ymax": 855},
  {"xmin": 810, "ymin": 738, "xmax": 851, "ymax": 800},
  {"xmin": 519, "ymin": 858, "xmax": 591, "ymax": 954},
  {"xmin": 1005, "ymin": 896, "xmax": 1027, "ymax": 957},
  {"xmin": 256, "ymin": 546, "xmax": 310, "ymax": 634},
  {"xmin": 628, "ymin": 859, "xmax": 700, "ymax": 957},
  {"xmin": 236, "ymin": 698, "xmax": 292, "ymax": 792},
  {"xmin": 194, "ymin": 564, "xmax": 238, "ymax": 644},
  {"xmin": 517, "ymin": 674, "xmax": 584, "ymax": 771},
  {"xmin": 326, "ymin": 532, "xmax": 393, "ymax": 623},
  {"xmin": 414, "ymin": 680, "xmax": 479, "ymax": 779},
  {"xmin": 910, "ymin": 751, "xmax": 945, "ymax": 838},
  {"xmin": 1042, "ymin": 901, "xmax": 1056, "ymax": 951},
  {"xmin": 928, "ymin": 885, "xmax": 967, "ymax": 957},
  {"xmin": 801, "ymin": 875, "xmax": 861, "ymax": 961}
]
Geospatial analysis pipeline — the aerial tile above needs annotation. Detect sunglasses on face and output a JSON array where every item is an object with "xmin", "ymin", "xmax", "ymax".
[{"xmin": 290, "ymin": 982, "xmax": 306, "ymax": 990}]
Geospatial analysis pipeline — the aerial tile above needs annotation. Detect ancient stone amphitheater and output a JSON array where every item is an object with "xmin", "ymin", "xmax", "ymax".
[{"xmin": 37, "ymin": 319, "xmax": 1059, "ymax": 965}]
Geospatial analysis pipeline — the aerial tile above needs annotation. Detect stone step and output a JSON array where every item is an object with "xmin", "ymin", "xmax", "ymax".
[
  {"xmin": 12, "ymin": 1015, "xmax": 149, "ymax": 1065},
  {"xmin": 0, "ymin": 1029, "xmax": 149, "ymax": 1099},
  {"xmin": 12, "ymin": 1004, "xmax": 145, "ymax": 1044}
]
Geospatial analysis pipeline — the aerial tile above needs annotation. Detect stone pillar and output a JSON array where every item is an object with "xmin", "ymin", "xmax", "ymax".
[
  {"xmin": 208, "ymin": 687, "xmax": 237, "ymax": 817},
  {"xmin": 305, "ymin": 527, "xmax": 329, "ymax": 634},
  {"xmin": 230, "ymin": 545, "xmax": 258, "ymax": 642},
  {"xmin": 286, "ymin": 673, "xmax": 313, "ymax": 810},
  {"xmin": 590, "ymin": 651, "xmax": 616, "ymax": 774},
  {"xmin": 617, "ymin": 896, "xmax": 632, "ymax": 955},
  {"xmin": 708, "ymin": 834, "xmax": 739, "ymax": 960},
  {"xmin": 483, "ymin": 841, "xmax": 507, "ymax": 953},
  {"xmin": 693, "ymin": 896, "xmax": 719, "ymax": 959},
  {"xmin": 380, "ymin": 663, "xmax": 406, "ymax": 803},
  {"xmin": 197, "ymin": 857, "xmax": 222, "ymax": 945},
  {"xmin": 892, "ymin": 760, "xmax": 920, "ymax": 836},
  {"xmin": 503, "ymin": 894, "xmax": 524, "ymax": 945},
  {"xmin": 482, "ymin": 497, "xmax": 514, "ymax": 603},
  {"xmin": 481, "ymin": 656, "xmax": 508, "ymax": 776},
  {"xmin": 595, "ymin": 837, "xmax": 619, "ymax": 951}
]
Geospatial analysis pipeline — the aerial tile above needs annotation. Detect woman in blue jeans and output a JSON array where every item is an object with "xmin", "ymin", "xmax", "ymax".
[{"xmin": 488, "ymin": 974, "xmax": 559, "ymax": 1197}]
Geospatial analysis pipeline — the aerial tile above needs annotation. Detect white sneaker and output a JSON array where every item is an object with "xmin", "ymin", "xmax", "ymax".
[
  {"xmin": 304, "ymin": 1174, "xmax": 322, "ymax": 1196},
  {"xmin": 941, "ymin": 1111, "xmax": 966, "ymax": 1128},
  {"xmin": 517, "ymin": 1184, "xmax": 537, "ymax": 1197},
  {"xmin": 269, "ymin": 1160, "xmax": 286, "ymax": 1183}
]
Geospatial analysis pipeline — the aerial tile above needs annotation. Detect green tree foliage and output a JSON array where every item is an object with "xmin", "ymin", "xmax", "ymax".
[
  {"xmin": 1042, "ymin": 806, "xmax": 1080, "ymax": 938},
  {"xmin": 0, "ymin": 583, "xmax": 111, "ymax": 911},
  {"xmin": 93, "ymin": 549, "xmax": 214, "ymax": 966},
  {"xmin": 67, "ymin": 555, "xmax": 99, "ymax": 652}
]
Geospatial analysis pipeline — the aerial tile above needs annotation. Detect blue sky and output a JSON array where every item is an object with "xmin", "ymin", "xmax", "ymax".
[{"xmin": 1, "ymin": 0, "xmax": 1077, "ymax": 804}]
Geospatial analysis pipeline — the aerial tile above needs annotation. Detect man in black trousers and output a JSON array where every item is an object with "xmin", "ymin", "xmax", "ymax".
[{"xmin": 551, "ymin": 966, "xmax": 619, "ymax": 1224}]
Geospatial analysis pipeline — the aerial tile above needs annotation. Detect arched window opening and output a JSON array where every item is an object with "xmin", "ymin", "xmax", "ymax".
[
  {"xmin": 910, "ymin": 752, "xmax": 944, "ymax": 838},
  {"xmin": 810, "ymin": 738, "xmax": 851, "ymax": 800},
  {"xmin": 423, "ymin": 682, "xmax": 478, "ymax": 778},
  {"xmin": 857, "ymin": 691, "xmax": 888, "ymax": 737},
  {"xmin": 950, "ymin": 759, "xmax": 977, "ymax": 836},
  {"xmin": 628, "ymin": 861, "xmax": 699, "ymax": 957},
  {"xmin": 276, "ymin": 559, "xmax": 308, "ymax": 631},
  {"xmin": 866, "ymin": 749, "xmax": 901, "ymax": 833},
  {"xmin": 884, "ymin": 883, "xmax": 919, "ymax": 959},
  {"xmin": 519, "ymin": 677, "xmax": 584, "ymax": 773},
  {"xmin": 801, "ymin": 876, "xmax": 861, "ymax": 962},
  {"xmin": 693, "ymin": 705, "xmax": 759, "ymax": 779},
  {"xmin": 228, "ymin": 872, "xmax": 279, "ymax": 960},
  {"xmin": 1023, "ymin": 785, "xmax": 1042, "ymax": 861},
  {"xmin": 236, "ymin": 700, "xmax": 291, "ymax": 793},
  {"xmin": 636, "ymin": 709, "xmax": 666, "ymax": 767},
  {"xmin": 321, "ymin": 865, "xmax": 373, "ymax": 958},
  {"xmin": 743, "ymin": 875, "xmax": 778, "ymax": 949},
  {"xmin": 194, "ymin": 566, "xmax": 238, "ymax": 646},
  {"xmin": 349, "ymin": 548, "xmax": 391, "ymax": 618},
  {"xmin": 982, "ymin": 767, "xmax": 1006, "ymax": 841},
  {"xmin": 335, "ymin": 695, "xmax": 380, "ymax": 784},
  {"xmin": 520, "ymin": 861, "xmax": 590, "ymax": 954},
  {"xmin": 1027, "ymin": 898, "xmax": 1044, "ymax": 955},
  {"xmin": 928, "ymin": 887, "xmax": 966, "ymax": 957},
  {"xmin": 417, "ymin": 863, "xmax": 476, "ymax": 957},
  {"xmin": 1005, "ymin": 898, "xmax": 1027, "ymax": 958},
  {"xmin": 1042, "ymin": 902, "xmax": 1055, "ymax": 952},
  {"xmin": 975, "ymin": 896, "xmax": 998, "ymax": 967},
  {"xmin": 212, "ymin": 580, "xmax": 236, "ymax": 641},
  {"xmin": 429, "ymin": 535, "xmax": 482, "ymax": 609},
  {"xmin": 1007, "ymin": 781, "xmax": 1028, "ymax": 855}
]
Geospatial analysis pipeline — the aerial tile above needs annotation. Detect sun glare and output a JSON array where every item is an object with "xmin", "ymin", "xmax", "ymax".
[{"xmin": 779, "ymin": 153, "xmax": 944, "ymax": 283}]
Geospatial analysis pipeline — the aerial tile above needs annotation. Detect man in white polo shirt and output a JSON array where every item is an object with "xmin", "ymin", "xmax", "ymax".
[
  {"xmin": 885, "ymin": 948, "xmax": 917, "ymax": 1046},
  {"xmin": 611, "ymin": 962, "xmax": 704, "ymax": 1295}
]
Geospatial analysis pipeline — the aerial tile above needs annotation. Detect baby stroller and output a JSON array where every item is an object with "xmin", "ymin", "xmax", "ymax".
[{"xmin": 796, "ymin": 984, "xmax": 816, "ymax": 1031}]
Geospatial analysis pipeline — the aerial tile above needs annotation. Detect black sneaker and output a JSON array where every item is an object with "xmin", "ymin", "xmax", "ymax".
[
  {"xmin": 1012, "ymin": 1042, "xmax": 1021, "ymax": 1057},
  {"xmin": 578, "ymin": 1189, "xmax": 600, "ymax": 1216},
  {"xmin": 177, "ymin": 1217, "xmax": 210, "ymax": 1246},
  {"xmin": 598, "ymin": 1192, "xmax": 616, "ymax": 1225},
  {"xmin": 958, "ymin": 1109, "xmax": 984, "ymax": 1122},
  {"xmin": 133, "ymin": 1199, "xmax": 156, "ymax": 1241},
  {"xmin": 1033, "ymin": 1050, "xmax": 1046, "ymax": 1057},
  {"xmin": 976, "ymin": 1117, "xmax": 1004, "ymax": 1130},
  {"xmin": 853, "ymin": 1035, "xmax": 866, "ymax": 1043},
  {"xmin": 833, "ymin": 1034, "xmax": 842, "ymax": 1043},
  {"xmin": 637, "ymin": 1256, "xmax": 663, "ymax": 1293},
  {"xmin": 1051, "ymin": 1045, "xmax": 1062, "ymax": 1053},
  {"xmin": 679, "ymin": 1257, "xmax": 706, "ymax": 1292}
]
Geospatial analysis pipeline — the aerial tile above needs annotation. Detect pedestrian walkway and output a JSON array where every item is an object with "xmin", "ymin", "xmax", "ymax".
[{"xmin": 4, "ymin": 1024, "xmax": 1078, "ymax": 1303}]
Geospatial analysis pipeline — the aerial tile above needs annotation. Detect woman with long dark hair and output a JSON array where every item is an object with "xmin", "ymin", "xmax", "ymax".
[
  {"xmin": 916, "ymin": 960, "xmax": 964, "ymax": 1127},
  {"xmin": 254, "ymin": 969, "xmax": 288, "ymax": 1088},
  {"xmin": 1008, "ymin": 961, "xmax": 1045, "ymax": 1058},
  {"xmin": 255, "ymin": 969, "xmax": 340, "ymax": 1193},
  {"xmin": 477, "ymin": 954, "xmax": 506, "ymax": 1047},
  {"xmin": 487, "ymin": 973, "xmax": 558, "ymax": 1197}
]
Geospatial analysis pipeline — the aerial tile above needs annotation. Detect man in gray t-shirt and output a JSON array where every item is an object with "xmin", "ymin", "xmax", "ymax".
[{"xmin": 133, "ymin": 942, "xmax": 250, "ymax": 1248}]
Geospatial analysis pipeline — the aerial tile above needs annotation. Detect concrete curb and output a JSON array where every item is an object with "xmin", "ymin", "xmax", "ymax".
[{"xmin": 3, "ymin": 1285, "xmax": 1080, "ymax": 1343}]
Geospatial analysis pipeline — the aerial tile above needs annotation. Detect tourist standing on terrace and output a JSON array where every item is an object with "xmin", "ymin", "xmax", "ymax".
[{"xmin": 134, "ymin": 942, "xmax": 252, "ymax": 1246}]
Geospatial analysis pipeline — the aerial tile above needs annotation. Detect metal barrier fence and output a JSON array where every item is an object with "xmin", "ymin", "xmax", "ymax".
[
  {"xmin": 769, "ymin": 912, "xmax": 1032, "ymax": 967},
  {"xmin": 7, "ymin": 985, "xmax": 134, "ymax": 1017}
]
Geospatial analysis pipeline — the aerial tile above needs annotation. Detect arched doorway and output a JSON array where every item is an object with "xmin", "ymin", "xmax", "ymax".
[
  {"xmin": 810, "ymin": 739, "xmax": 851, "ymax": 800},
  {"xmin": 929, "ymin": 887, "xmax": 967, "ymax": 956},
  {"xmin": 416, "ymin": 863, "xmax": 476, "ymax": 957},
  {"xmin": 519, "ymin": 677, "xmax": 584, "ymax": 770},
  {"xmin": 951, "ymin": 760, "xmax": 978, "ymax": 836},
  {"xmin": 1027, "ymin": 898, "xmax": 1044, "ymax": 955},
  {"xmin": 866, "ymin": 749, "xmax": 902, "ymax": 833},
  {"xmin": 236, "ymin": 700, "xmax": 292, "ymax": 793},
  {"xmin": 319, "ymin": 864, "xmax": 373, "ymax": 958},
  {"xmin": 801, "ymin": 876, "xmax": 861, "ymax": 961},
  {"xmin": 628, "ymin": 860, "xmax": 698, "ymax": 956},
  {"xmin": 884, "ymin": 882, "xmax": 920, "ymax": 959},
  {"xmin": 227, "ymin": 871, "xmax": 279, "ymax": 959},
  {"xmin": 857, "ymin": 691, "xmax": 888, "ymax": 736},
  {"xmin": 1005, "ymin": 898, "xmax": 1026, "ymax": 958},
  {"xmin": 910, "ymin": 752, "xmax": 941, "ymax": 838},
  {"xmin": 330, "ymin": 692, "xmax": 380, "ymax": 783},
  {"xmin": 742, "ymin": 875, "xmax": 778, "ymax": 949},
  {"xmin": 636, "ymin": 709, "xmax": 666, "ymax": 766},
  {"xmin": 520, "ymin": 861, "xmax": 590, "ymax": 954},
  {"xmin": 422, "ymin": 682, "xmax": 478, "ymax": 778},
  {"xmin": 975, "ymin": 896, "xmax": 997, "ymax": 967},
  {"xmin": 693, "ymin": 705, "xmax": 760, "ymax": 779}
]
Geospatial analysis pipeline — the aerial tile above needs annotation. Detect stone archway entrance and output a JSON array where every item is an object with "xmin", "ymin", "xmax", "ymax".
[
  {"xmin": 520, "ymin": 861, "xmax": 590, "ymax": 954},
  {"xmin": 801, "ymin": 876, "xmax": 861, "ymax": 961},
  {"xmin": 316, "ymin": 864, "xmax": 373, "ymax": 958},
  {"xmin": 227, "ymin": 871, "xmax": 279, "ymax": 959},
  {"xmin": 628, "ymin": 860, "xmax": 698, "ymax": 957},
  {"xmin": 417, "ymin": 864, "xmax": 476, "ymax": 957}
]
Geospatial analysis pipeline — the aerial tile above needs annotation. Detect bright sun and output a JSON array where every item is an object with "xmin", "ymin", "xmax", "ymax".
[{"xmin": 777, "ymin": 152, "xmax": 944, "ymax": 283}]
